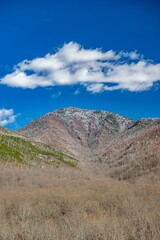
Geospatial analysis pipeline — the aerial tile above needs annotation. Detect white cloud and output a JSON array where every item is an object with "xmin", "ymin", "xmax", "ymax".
[
  {"xmin": 86, "ymin": 83, "xmax": 105, "ymax": 93},
  {"xmin": 0, "ymin": 108, "xmax": 16, "ymax": 127},
  {"xmin": 1, "ymin": 42, "xmax": 160, "ymax": 92}
]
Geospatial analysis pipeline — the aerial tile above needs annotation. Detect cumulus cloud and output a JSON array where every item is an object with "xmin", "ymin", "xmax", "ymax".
[
  {"xmin": 0, "ymin": 108, "xmax": 16, "ymax": 126},
  {"xmin": 1, "ymin": 42, "xmax": 160, "ymax": 92}
]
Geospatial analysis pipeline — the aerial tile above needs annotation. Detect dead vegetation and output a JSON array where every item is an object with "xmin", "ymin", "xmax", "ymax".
[{"xmin": 0, "ymin": 163, "xmax": 160, "ymax": 239}]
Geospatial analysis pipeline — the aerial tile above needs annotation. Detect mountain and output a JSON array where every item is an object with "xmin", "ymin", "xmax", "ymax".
[
  {"xmin": 18, "ymin": 107, "xmax": 160, "ymax": 180},
  {"xmin": 18, "ymin": 107, "xmax": 133, "ymax": 161},
  {"xmin": 102, "ymin": 118, "xmax": 160, "ymax": 180},
  {"xmin": 0, "ymin": 126, "xmax": 76, "ymax": 167}
]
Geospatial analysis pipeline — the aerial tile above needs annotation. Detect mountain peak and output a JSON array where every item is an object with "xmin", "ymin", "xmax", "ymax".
[
  {"xmin": 18, "ymin": 107, "xmax": 160, "ymax": 178},
  {"xmin": 19, "ymin": 107, "xmax": 134, "ymax": 160},
  {"xmin": 47, "ymin": 107, "xmax": 130, "ymax": 120}
]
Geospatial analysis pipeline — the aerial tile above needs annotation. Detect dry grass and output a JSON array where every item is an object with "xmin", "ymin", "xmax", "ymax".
[{"xmin": 0, "ymin": 163, "xmax": 160, "ymax": 239}]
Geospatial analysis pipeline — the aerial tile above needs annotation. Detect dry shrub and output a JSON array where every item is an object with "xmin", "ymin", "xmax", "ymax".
[{"xmin": 0, "ymin": 163, "xmax": 160, "ymax": 239}]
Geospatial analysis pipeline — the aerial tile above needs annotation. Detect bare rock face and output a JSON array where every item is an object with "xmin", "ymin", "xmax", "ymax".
[{"xmin": 18, "ymin": 107, "xmax": 160, "ymax": 179}]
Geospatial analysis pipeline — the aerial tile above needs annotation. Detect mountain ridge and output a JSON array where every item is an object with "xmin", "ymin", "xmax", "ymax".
[
  {"xmin": 18, "ymin": 107, "xmax": 133, "ymax": 159},
  {"xmin": 18, "ymin": 107, "xmax": 160, "ymax": 177},
  {"xmin": 0, "ymin": 107, "xmax": 159, "ymax": 180}
]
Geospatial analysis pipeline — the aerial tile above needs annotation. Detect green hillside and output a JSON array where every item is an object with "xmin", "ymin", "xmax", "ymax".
[{"xmin": 0, "ymin": 132, "xmax": 77, "ymax": 167}]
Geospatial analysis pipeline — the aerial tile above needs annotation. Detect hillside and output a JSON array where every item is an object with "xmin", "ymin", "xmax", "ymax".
[
  {"xmin": 18, "ymin": 107, "xmax": 133, "ymax": 161},
  {"xmin": 102, "ymin": 119, "xmax": 160, "ymax": 180},
  {"xmin": 0, "ymin": 126, "xmax": 76, "ymax": 167},
  {"xmin": 18, "ymin": 107, "xmax": 160, "ymax": 180},
  {"xmin": 1, "ymin": 108, "xmax": 160, "ymax": 240}
]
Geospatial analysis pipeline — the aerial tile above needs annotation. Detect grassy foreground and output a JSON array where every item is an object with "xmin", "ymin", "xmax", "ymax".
[{"xmin": 0, "ymin": 164, "xmax": 160, "ymax": 240}]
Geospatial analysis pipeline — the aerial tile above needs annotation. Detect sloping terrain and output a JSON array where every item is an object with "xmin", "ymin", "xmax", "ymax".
[
  {"xmin": 0, "ymin": 126, "xmax": 76, "ymax": 167},
  {"xmin": 102, "ymin": 119, "xmax": 160, "ymax": 180},
  {"xmin": 18, "ymin": 107, "xmax": 160, "ymax": 180},
  {"xmin": 1, "ymin": 108, "xmax": 160, "ymax": 239},
  {"xmin": 18, "ymin": 107, "xmax": 133, "ymax": 161}
]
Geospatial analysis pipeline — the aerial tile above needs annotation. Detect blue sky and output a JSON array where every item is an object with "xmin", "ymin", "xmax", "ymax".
[{"xmin": 0, "ymin": 0, "xmax": 160, "ymax": 129}]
